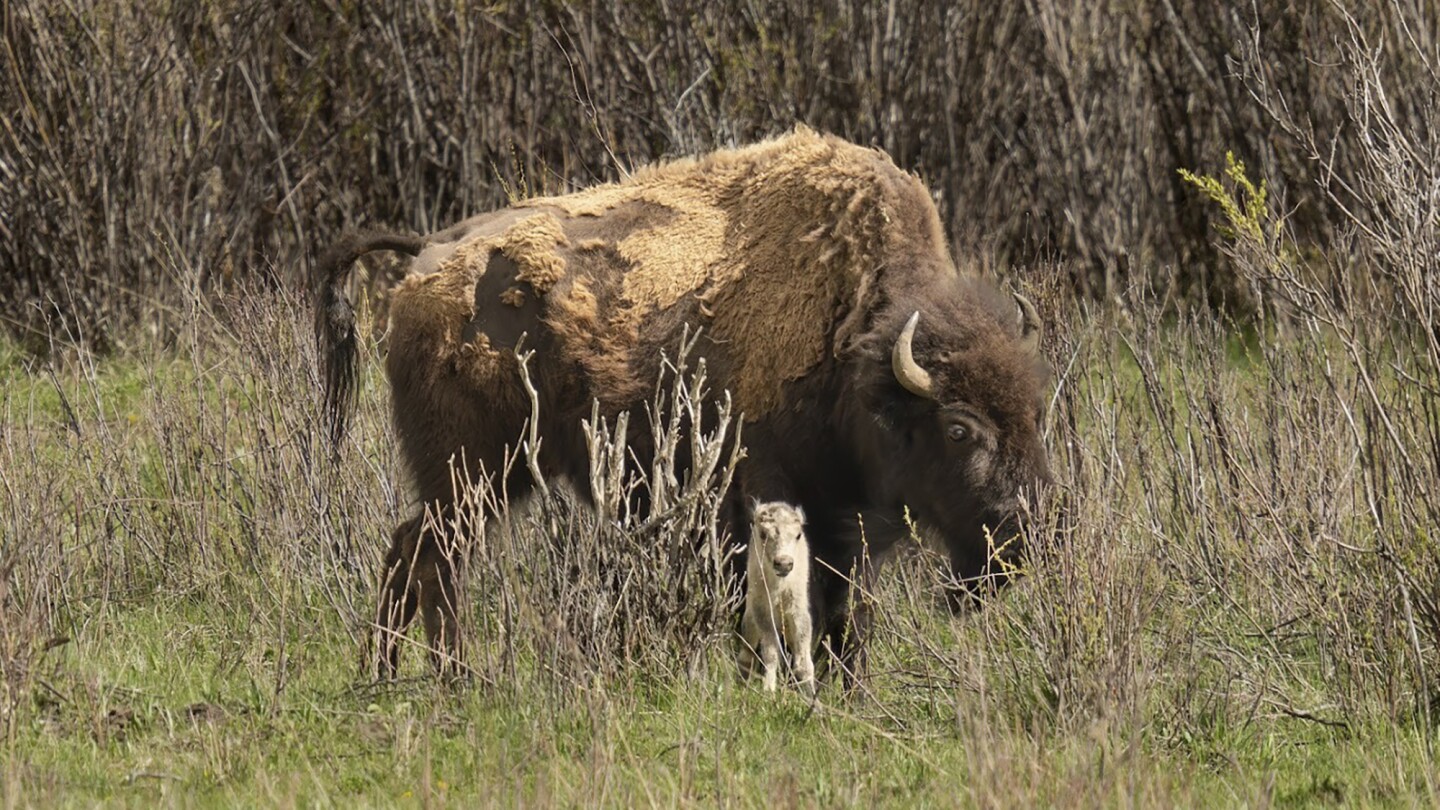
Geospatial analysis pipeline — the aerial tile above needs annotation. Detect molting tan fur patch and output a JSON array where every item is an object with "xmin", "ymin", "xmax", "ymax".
[
  {"xmin": 526, "ymin": 170, "xmax": 729, "ymax": 316},
  {"xmin": 517, "ymin": 127, "xmax": 921, "ymax": 416},
  {"xmin": 390, "ymin": 126, "xmax": 951, "ymax": 419},
  {"xmin": 498, "ymin": 213, "xmax": 569, "ymax": 296},
  {"xmin": 390, "ymin": 213, "xmax": 567, "ymax": 384}
]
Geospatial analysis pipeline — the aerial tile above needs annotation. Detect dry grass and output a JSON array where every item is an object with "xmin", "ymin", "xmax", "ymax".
[{"xmin": 1, "ymin": 252, "xmax": 1437, "ymax": 802}]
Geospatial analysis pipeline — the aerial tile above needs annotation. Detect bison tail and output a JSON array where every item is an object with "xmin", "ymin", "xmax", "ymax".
[{"xmin": 313, "ymin": 231, "xmax": 425, "ymax": 451}]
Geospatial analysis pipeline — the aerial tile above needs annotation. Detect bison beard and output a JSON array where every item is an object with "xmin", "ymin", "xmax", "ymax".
[{"xmin": 314, "ymin": 126, "xmax": 1053, "ymax": 682}]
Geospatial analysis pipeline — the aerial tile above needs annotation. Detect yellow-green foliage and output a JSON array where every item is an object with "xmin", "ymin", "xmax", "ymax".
[{"xmin": 1179, "ymin": 152, "xmax": 1272, "ymax": 245}]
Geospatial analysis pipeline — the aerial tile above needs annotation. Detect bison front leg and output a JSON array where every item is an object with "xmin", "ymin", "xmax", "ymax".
[
  {"xmin": 835, "ymin": 576, "xmax": 874, "ymax": 690},
  {"xmin": 814, "ymin": 554, "xmax": 876, "ymax": 691}
]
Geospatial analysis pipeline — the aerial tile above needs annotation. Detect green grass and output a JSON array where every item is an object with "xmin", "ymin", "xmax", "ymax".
[
  {"xmin": 10, "ymin": 597, "xmax": 1437, "ymax": 807},
  {"xmin": 4, "ymin": 296, "xmax": 1439, "ymax": 807},
  {"xmin": 14, "ymin": 599, "xmax": 1435, "ymax": 808}
]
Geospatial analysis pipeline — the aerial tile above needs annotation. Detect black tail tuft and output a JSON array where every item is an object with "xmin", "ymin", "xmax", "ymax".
[{"xmin": 312, "ymin": 231, "xmax": 425, "ymax": 453}]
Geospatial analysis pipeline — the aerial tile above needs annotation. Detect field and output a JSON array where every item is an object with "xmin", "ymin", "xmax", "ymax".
[
  {"xmin": 4, "ymin": 1, "xmax": 1440, "ymax": 806},
  {"xmin": 3, "ymin": 273, "xmax": 1437, "ymax": 806}
]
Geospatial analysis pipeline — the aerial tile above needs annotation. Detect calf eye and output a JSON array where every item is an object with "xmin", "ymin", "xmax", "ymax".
[{"xmin": 947, "ymin": 424, "xmax": 968, "ymax": 442}]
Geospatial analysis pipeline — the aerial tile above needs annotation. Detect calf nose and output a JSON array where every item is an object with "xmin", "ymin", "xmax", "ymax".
[{"xmin": 773, "ymin": 556, "xmax": 794, "ymax": 577}]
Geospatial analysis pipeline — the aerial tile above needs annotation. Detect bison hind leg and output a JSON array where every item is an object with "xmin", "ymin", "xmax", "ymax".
[
  {"xmin": 369, "ymin": 512, "xmax": 466, "ymax": 680},
  {"xmin": 372, "ymin": 516, "xmax": 423, "ymax": 680},
  {"xmin": 415, "ymin": 541, "xmax": 464, "ymax": 679}
]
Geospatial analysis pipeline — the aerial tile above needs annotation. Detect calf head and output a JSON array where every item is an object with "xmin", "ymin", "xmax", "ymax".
[{"xmin": 751, "ymin": 501, "xmax": 808, "ymax": 580}]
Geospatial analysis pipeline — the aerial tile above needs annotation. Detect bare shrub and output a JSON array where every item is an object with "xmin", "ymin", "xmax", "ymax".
[
  {"xmin": 0, "ymin": 456, "xmax": 68, "ymax": 741},
  {"xmin": 0, "ymin": 280, "xmax": 406, "ymax": 722},
  {"xmin": 427, "ymin": 330, "xmax": 745, "ymax": 693},
  {"xmin": 1229, "ymin": 0, "xmax": 1440, "ymax": 723},
  {"xmin": 6, "ymin": 0, "xmax": 1428, "ymax": 347}
]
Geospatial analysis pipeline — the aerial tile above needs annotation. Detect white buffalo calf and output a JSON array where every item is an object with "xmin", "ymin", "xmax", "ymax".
[{"xmin": 740, "ymin": 501, "xmax": 815, "ymax": 693}]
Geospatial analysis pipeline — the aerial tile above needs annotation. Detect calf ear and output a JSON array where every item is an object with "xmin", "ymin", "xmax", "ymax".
[
  {"xmin": 1014, "ymin": 293, "xmax": 1042, "ymax": 353},
  {"xmin": 793, "ymin": 505, "xmax": 806, "ymax": 525}
]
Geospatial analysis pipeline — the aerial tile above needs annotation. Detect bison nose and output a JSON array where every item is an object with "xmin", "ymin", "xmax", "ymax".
[{"xmin": 772, "ymin": 556, "xmax": 794, "ymax": 577}]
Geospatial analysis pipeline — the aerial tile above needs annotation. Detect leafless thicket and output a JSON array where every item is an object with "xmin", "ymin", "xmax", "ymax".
[
  {"xmin": 4, "ymin": 0, "xmax": 1433, "ymax": 348},
  {"xmin": 0, "ymin": 289, "xmax": 400, "ymax": 736}
]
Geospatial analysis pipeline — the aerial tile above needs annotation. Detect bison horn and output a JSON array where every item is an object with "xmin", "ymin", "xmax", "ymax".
[
  {"xmin": 891, "ymin": 311, "xmax": 935, "ymax": 398},
  {"xmin": 1014, "ymin": 293, "xmax": 1042, "ymax": 353}
]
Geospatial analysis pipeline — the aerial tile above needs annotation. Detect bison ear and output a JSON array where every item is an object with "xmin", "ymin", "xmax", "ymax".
[{"xmin": 1014, "ymin": 293, "xmax": 1042, "ymax": 354}]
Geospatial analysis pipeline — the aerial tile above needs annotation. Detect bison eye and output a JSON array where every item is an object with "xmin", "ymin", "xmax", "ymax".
[{"xmin": 947, "ymin": 423, "xmax": 968, "ymax": 442}]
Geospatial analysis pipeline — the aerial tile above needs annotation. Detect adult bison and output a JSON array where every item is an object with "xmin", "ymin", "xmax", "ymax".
[{"xmin": 315, "ymin": 127, "xmax": 1052, "ymax": 679}]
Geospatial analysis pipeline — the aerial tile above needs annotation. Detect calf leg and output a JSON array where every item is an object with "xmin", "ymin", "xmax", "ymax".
[
  {"xmin": 737, "ymin": 614, "xmax": 762, "ymax": 681},
  {"xmin": 759, "ymin": 631, "xmax": 781, "ymax": 693},
  {"xmin": 787, "ymin": 610, "xmax": 816, "ymax": 696},
  {"xmin": 743, "ymin": 603, "xmax": 783, "ymax": 693}
]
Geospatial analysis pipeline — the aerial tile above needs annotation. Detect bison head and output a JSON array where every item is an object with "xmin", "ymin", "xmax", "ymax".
[{"xmin": 845, "ymin": 279, "xmax": 1053, "ymax": 596}]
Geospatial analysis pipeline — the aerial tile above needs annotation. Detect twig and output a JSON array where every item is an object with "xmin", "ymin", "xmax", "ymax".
[{"xmin": 513, "ymin": 334, "xmax": 551, "ymax": 503}]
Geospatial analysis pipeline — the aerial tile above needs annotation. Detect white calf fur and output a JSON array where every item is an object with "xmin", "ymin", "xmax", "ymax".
[{"xmin": 740, "ymin": 501, "xmax": 815, "ymax": 693}]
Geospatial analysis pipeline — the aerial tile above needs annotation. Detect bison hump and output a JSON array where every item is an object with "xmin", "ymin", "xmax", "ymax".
[{"xmin": 389, "ymin": 127, "xmax": 951, "ymax": 419}]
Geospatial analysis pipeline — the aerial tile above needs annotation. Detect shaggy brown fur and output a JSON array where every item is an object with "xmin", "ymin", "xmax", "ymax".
[{"xmin": 314, "ymin": 127, "xmax": 1053, "ymax": 681}]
